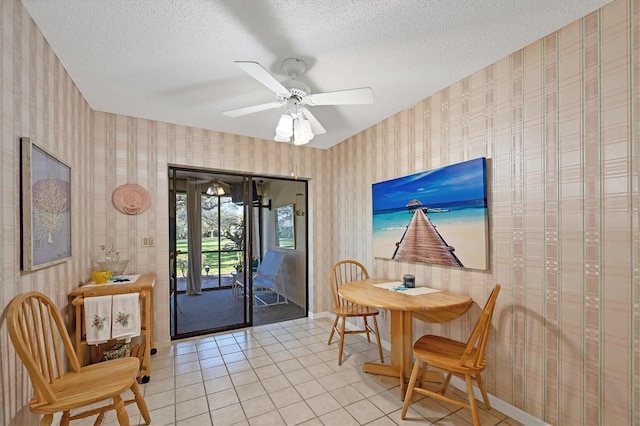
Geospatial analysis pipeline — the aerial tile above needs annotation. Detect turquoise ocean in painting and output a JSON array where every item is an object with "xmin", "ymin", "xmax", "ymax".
[{"xmin": 373, "ymin": 202, "xmax": 486, "ymax": 235}]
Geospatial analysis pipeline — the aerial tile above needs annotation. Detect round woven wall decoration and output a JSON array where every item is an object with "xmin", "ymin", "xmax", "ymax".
[{"xmin": 112, "ymin": 184, "xmax": 150, "ymax": 215}]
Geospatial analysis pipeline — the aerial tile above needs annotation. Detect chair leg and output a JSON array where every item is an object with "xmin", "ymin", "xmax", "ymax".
[
  {"xmin": 401, "ymin": 360, "xmax": 422, "ymax": 419},
  {"xmin": 416, "ymin": 361, "xmax": 428, "ymax": 388},
  {"xmin": 371, "ymin": 316, "xmax": 384, "ymax": 363},
  {"xmin": 113, "ymin": 394, "xmax": 130, "ymax": 426},
  {"xmin": 328, "ymin": 315, "xmax": 339, "ymax": 345},
  {"xmin": 363, "ymin": 317, "xmax": 372, "ymax": 342},
  {"xmin": 40, "ymin": 414, "xmax": 54, "ymax": 426},
  {"xmin": 131, "ymin": 380, "xmax": 151, "ymax": 424},
  {"xmin": 465, "ymin": 374, "xmax": 481, "ymax": 426},
  {"xmin": 338, "ymin": 316, "xmax": 347, "ymax": 365},
  {"xmin": 440, "ymin": 372, "xmax": 452, "ymax": 395},
  {"xmin": 475, "ymin": 372, "xmax": 491, "ymax": 409}
]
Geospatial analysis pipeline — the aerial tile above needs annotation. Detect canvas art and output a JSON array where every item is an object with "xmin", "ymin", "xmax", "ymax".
[
  {"xmin": 21, "ymin": 137, "xmax": 72, "ymax": 271},
  {"xmin": 372, "ymin": 157, "xmax": 489, "ymax": 270}
]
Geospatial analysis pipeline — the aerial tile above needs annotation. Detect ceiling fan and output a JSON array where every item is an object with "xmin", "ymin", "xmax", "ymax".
[
  {"xmin": 186, "ymin": 177, "xmax": 230, "ymax": 196},
  {"xmin": 222, "ymin": 58, "xmax": 374, "ymax": 145}
]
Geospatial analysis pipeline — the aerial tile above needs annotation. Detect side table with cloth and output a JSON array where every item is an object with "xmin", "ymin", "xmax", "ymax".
[
  {"xmin": 338, "ymin": 278, "xmax": 472, "ymax": 396},
  {"xmin": 70, "ymin": 273, "xmax": 156, "ymax": 383}
]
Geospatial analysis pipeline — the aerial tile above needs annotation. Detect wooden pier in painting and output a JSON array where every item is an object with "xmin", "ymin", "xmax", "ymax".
[{"xmin": 393, "ymin": 209, "xmax": 463, "ymax": 267}]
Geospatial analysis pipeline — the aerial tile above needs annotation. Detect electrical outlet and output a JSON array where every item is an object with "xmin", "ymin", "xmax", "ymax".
[
  {"xmin": 141, "ymin": 237, "xmax": 155, "ymax": 247},
  {"xmin": 381, "ymin": 309, "xmax": 387, "ymax": 321}
]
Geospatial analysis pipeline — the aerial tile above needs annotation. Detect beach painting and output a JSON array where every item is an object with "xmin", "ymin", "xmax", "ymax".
[{"xmin": 372, "ymin": 157, "xmax": 489, "ymax": 270}]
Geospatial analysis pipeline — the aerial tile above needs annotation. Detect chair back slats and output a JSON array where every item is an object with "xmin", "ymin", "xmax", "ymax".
[
  {"xmin": 7, "ymin": 292, "xmax": 82, "ymax": 405},
  {"xmin": 329, "ymin": 260, "xmax": 369, "ymax": 309},
  {"xmin": 34, "ymin": 299, "xmax": 60, "ymax": 383},
  {"xmin": 459, "ymin": 284, "xmax": 501, "ymax": 368}
]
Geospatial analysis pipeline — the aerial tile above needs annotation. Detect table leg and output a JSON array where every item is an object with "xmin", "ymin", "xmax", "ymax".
[
  {"xmin": 399, "ymin": 310, "xmax": 415, "ymax": 395},
  {"xmin": 362, "ymin": 310, "xmax": 413, "ymax": 395},
  {"xmin": 361, "ymin": 310, "xmax": 443, "ymax": 398}
]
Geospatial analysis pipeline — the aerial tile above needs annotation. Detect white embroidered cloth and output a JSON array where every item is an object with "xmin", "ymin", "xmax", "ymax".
[
  {"xmin": 84, "ymin": 295, "xmax": 112, "ymax": 344},
  {"xmin": 373, "ymin": 282, "xmax": 443, "ymax": 296},
  {"xmin": 111, "ymin": 293, "xmax": 140, "ymax": 341}
]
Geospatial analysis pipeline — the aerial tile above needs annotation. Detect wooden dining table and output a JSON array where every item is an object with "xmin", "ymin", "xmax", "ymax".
[{"xmin": 338, "ymin": 278, "xmax": 472, "ymax": 394}]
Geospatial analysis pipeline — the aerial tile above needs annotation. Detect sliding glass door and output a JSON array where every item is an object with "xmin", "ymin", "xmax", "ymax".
[
  {"xmin": 169, "ymin": 167, "xmax": 308, "ymax": 340},
  {"xmin": 169, "ymin": 169, "xmax": 252, "ymax": 339}
]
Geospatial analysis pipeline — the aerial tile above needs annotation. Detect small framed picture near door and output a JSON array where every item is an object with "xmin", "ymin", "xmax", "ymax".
[
  {"xmin": 20, "ymin": 137, "xmax": 72, "ymax": 271},
  {"xmin": 274, "ymin": 204, "xmax": 295, "ymax": 249}
]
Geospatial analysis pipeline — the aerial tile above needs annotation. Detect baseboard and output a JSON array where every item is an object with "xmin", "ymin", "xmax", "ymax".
[
  {"xmin": 312, "ymin": 310, "xmax": 548, "ymax": 425},
  {"xmin": 308, "ymin": 310, "xmax": 332, "ymax": 320},
  {"xmin": 448, "ymin": 376, "xmax": 550, "ymax": 426}
]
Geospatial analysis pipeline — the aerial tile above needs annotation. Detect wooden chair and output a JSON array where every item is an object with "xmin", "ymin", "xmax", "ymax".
[
  {"xmin": 401, "ymin": 284, "xmax": 501, "ymax": 425},
  {"xmin": 6, "ymin": 291, "xmax": 151, "ymax": 426},
  {"xmin": 328, "ymin": 260, "xmax": 384, "ymax": 365}
]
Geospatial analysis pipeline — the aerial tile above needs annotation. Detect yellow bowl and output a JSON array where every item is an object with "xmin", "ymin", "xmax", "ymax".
[{"xmin": 92, "ymin": 270, "xmax": 113, "ymax": 284}]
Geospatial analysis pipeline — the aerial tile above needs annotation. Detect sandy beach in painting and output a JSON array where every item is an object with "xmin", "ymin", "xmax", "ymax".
[{"xmin": 373, "ymin": 210, "xmax": 487, "ymax": 270}]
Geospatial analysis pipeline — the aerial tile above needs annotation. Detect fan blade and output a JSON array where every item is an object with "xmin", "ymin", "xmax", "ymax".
[
  {"xmin": 235, "ymin": 61, "xmax": 291, "ymax": 98},
  {"xmin": 299, "ymin": 108, "xmax": 327, "ymax": 135},
  {"xmin": 303, "ymin": 87, "xmax": 373, "ymax": 106},
  {"xmin": 222, "ymin": 101, "xmax": 283, "ymax": 118}
]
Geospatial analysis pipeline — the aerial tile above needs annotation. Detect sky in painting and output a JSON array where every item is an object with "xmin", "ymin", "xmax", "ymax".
[{"xmin": 372, "ymin": 157, "xmax": 487, "ymax": 211}]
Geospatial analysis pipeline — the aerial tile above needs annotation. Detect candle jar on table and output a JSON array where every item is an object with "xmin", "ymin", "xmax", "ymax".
[{"xmin": 402, "ymin": 274, "xmax": 415, "ymax": 288}]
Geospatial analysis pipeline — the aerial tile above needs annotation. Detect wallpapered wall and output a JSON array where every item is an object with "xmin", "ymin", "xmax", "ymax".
[
  {"xmin": 327, "ymin": 0, "xmax": 638, "ymax": 424},
  {"xmin": 0, "ymin": 1, "xmax": 93, "ymax": 424},
  {"xmin": 0, "ymin": 0, "xmax": 638, "ymax": 424}
]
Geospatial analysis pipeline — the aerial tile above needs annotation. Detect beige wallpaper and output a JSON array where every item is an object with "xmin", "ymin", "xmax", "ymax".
[{"xmin": 0, "ymin": 0, "xmax": 638, "ymax": 424}]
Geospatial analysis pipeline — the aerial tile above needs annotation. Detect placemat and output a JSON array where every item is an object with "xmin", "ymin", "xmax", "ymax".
[{"xmin": 373, "ymin": 281, "xmax": 443, "ymax": 296}]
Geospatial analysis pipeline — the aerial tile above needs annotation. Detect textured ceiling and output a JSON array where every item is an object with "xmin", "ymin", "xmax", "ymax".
[{"xmin": 22, "ymin": 0, "xmax": 612, "ymax": 149}]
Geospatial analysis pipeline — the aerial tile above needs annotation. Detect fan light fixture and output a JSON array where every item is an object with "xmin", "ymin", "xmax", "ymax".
[
  {"xmin": 274, "ymin": 111, "xmax": 315, "ymax": 145},
  {"xmin": 206, "ymin": 184, "xmax": 225, "ymax": 196}
]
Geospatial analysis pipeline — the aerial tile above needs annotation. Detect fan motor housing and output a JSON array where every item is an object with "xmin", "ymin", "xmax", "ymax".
[{"xmin": 280, "ymin": 79, "xmax": 310, "ymax": 101}]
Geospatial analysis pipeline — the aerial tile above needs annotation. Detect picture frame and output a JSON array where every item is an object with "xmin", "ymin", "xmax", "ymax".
[
  {"xmin": 21, "ymin": 137, "xmax": 72, "ymax": 271},
  {"xmin": 274, "ymin": 204, "xmax": 295, "ymax": 249},
  {"xmin": 372, "ymin": 157, "xmax": 489, "ymax": 270}
]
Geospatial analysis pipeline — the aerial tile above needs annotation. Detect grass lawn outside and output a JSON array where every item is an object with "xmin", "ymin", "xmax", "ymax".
[{"xmin": 175, "ymin": 237, "xmax": 241, "ymax": 276}]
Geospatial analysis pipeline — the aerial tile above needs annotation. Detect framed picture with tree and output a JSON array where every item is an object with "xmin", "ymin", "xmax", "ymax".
[{"xmin": 21, "ymin": 137, "xmax": 72, "ymax": 271}]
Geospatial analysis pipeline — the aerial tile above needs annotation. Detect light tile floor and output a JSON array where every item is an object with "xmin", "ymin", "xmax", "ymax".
[{"xmin": 95, "ymin": 317, "xmax": 523, "ymax": 425}]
